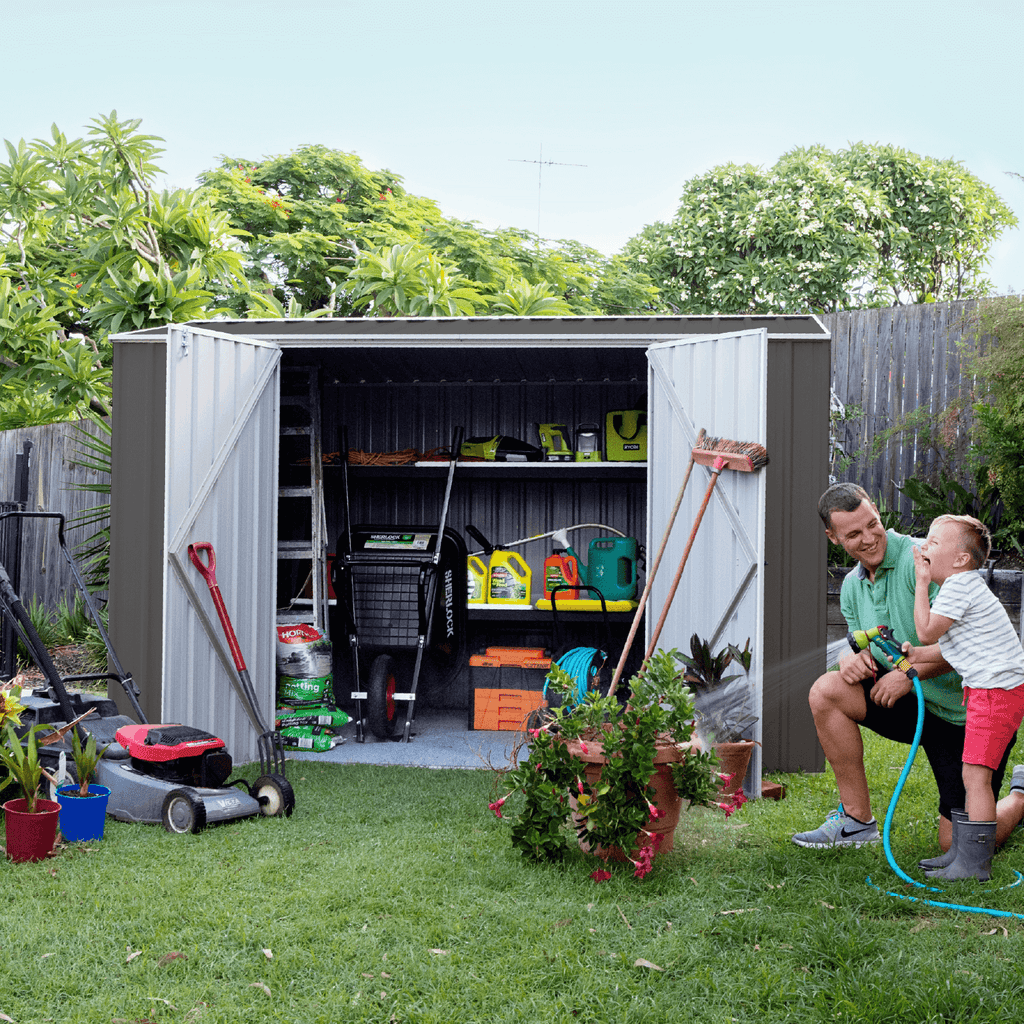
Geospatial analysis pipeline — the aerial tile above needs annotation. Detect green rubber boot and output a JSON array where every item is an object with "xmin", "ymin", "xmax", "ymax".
[
  {"xmin": 924, "ymin": 819, "xmax": 996, "ymax": 882},
  {"xmin": 918, "ymin": 808, "xmax": 967, "ymax": 870}
]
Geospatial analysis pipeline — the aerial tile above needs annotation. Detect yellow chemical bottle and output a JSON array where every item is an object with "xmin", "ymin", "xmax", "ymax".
[
  {"xmin": 487, "ymin": 549, "xmax": 532, "ymax": 605},
  {"xmin": 467, "ymin": 555, "xmax": 488, "ymax": 605}
]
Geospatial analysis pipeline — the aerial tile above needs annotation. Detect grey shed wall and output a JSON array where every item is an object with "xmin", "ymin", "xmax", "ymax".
[{"xmin": 110, "ymin": 315, "xmax": 829, "ymax": 774}]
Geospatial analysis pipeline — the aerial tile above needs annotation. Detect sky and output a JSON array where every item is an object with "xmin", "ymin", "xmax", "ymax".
[{"xmin": 4, "ymin": 0, "xmax": 1024, "ymax": 292}]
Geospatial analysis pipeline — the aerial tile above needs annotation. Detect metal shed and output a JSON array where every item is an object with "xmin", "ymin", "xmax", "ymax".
[{"xmin": 109, "ymin": 315, "xmax": 830, "ymax": 777}]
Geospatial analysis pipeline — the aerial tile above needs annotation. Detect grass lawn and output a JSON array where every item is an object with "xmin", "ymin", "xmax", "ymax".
[{"xmin": 3, "ymin": 731, "xmax": 1024, "ymax": 1023}]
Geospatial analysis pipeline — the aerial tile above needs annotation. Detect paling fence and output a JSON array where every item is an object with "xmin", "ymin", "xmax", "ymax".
[
  {"xmin": 820, "ymin": 299, "xmax": 989, "ymax": 522},
  {"xmin": 0, "ymin": 418, "xmax": 109, "ymax": 619}
]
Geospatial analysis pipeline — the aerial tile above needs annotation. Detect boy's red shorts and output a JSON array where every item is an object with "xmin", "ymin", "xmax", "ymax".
[{"xmin": 963, "ymin": 685, "xmax": 1024, "ymax": 770}]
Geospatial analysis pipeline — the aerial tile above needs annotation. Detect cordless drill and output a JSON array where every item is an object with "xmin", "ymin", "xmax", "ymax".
[{"xmin": 847, "ymin": 624, "xmax": 920, "ymax": 682}]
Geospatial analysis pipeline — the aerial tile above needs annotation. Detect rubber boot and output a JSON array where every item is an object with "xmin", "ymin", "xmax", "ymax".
[
  {"xmin": 918, "ymin": 808, "xmax": 967, "ymax": 870},
  {"xmin": 924, "ymin": 819, "xmax": 997, "ymax": 881}
]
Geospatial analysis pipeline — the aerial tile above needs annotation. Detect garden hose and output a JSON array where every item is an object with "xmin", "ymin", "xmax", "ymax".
[
  {"xmin": 853, "ymin": 627, "xmax": 1024, "ymax": 919},
  {"xmin": 545, "ymin": 647, "xmax": 605, "ymax": 709}
]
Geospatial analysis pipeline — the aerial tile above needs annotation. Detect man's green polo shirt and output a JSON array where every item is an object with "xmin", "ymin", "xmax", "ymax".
[{"xmin": 839, "ymin": 530, "xmax": 964, "ymax": 725}]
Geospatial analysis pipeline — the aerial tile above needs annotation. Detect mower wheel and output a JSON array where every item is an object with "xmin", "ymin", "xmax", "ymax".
[
  {"xmin": 161, "ymin": 788, "xmax": 207, "ymax": 834},
  {"xmin": 367, "ymin": 654, "xmax": 403, "ymax": 740},
  {"xmin": 253, "ymin": 773, "xmax": 295, "ymax": 818}
]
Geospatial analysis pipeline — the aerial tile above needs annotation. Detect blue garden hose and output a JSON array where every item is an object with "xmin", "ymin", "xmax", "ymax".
[
  {"xmin": 856, "ymin": 627, "xmax": 1024, "ymax": 919},
  {"xmin": 544, "ymin": 647, "xmax": 605, "ymax": 708}
]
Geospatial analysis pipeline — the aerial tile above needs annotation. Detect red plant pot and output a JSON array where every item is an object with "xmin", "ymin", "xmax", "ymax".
[{"xmin": 3, "ymin": 798, "xmax": 61, "ymax": 863}]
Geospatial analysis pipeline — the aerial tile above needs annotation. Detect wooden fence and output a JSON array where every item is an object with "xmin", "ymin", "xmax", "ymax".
[
  {"xmin": 0, "ymin": 418, "xmax": 110, "ymax": 612},
  {"xmin": 820, "ymin": 299, "xmax": 986, "ymax": 520}
]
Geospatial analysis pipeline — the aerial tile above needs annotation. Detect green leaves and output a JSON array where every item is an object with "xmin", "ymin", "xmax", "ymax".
[{"xmin": 628, "ymin": 143, "xmax": 1016, "ymax": 314}]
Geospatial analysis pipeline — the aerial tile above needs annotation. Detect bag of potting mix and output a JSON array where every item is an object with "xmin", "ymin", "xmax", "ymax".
[{"xmin": 275, "ymin": 625, "xmax": 348, "ymax": 748}]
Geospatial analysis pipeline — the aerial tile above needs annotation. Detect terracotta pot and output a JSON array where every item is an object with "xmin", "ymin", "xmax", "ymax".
[
  {"xmin": 566, "ymin": 736, "xmax": 695, "ymax": 861},
  {"xmin": 3, "ymin": 798, "xmax": 61, "ymax": 863},
  {"xmin": 715, "ymin": 740, "xmax": 755, "ymax": 795}
]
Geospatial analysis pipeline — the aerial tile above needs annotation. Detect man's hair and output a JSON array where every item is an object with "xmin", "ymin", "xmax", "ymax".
[
  {"xmin": 817, "ymin": 482, "xmax": 872, "ymax": 530},
  {"xmin": 934, "ymin": 514, "xmax": 991, "ymax": 570}
]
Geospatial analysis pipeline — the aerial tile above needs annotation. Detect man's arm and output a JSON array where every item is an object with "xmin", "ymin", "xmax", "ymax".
[{"xmin": 913, "ymin": 546, "xmax": 953, "ymax": 644}]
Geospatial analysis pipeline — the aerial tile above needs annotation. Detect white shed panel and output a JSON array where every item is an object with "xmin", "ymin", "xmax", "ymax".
[
  {"xmin": 160, "ymin": 326, "xmax": 281, "ymax": 764},
  {"xmin": 647, "ymin": 330, "xmax": 768, "ymax": 794}
]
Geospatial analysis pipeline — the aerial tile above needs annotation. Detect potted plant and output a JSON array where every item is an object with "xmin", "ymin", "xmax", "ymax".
[
  {"xmin": 676, "ymin": 634, "xmax": 758, "ymax": 795},
  {"xmin": 55, "ymin": 726, "xmax": 111, "ymax": 842},
  {"xmin": 490, "ymin": 648, "xmax": 742, "ymax": 879},
  {"xmin": 2, "ymin": 680, "xmax": 63, "ymax": 862}
]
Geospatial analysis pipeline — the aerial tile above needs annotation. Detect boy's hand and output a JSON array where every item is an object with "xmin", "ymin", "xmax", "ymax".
[{"xmin": 912, "ymin": 544, "xmax": 931, "ymax": 586}]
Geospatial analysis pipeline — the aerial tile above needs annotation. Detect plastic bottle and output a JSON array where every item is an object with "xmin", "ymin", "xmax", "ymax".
[
  {"xmin": 543, "ymin": 549, "xmax": 580, "ymax": 600},
  {"xmin": 487, "ymin": 549, "xmax": 532, "ymax": 605},
  {"xmin": 467, "ymin": 555, "xmax": 488, "ymax": 604}
]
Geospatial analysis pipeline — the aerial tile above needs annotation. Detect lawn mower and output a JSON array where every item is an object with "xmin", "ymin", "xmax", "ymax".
[{"xmin": 0, "ymin": 510, "xmax": 293, "ymax": 834}]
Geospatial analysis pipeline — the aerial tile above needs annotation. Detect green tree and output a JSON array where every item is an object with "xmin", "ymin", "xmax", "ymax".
[
  {"xmin": 0, "ymin": 113, "xmax": 257, "ymax": 427},
  {"xmin": 199, "ymin": 144, "xmax": 657, "ymax": 318},
  {"xmin": 627, "ymin": 143, "xmax": 1016, "ymax": 315}
]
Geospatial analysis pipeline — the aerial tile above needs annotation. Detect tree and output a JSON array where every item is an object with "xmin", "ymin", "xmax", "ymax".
[
  {"xmin": 0, "ymin": 113, "xmax": 261, "ymax": 428},
  {"xmin": 626, "ymin": 143, "xmax": 1017, "ymax": 315},
  {"xmin": 199, "ymin": 145, "xmax": 658, "ymax": 318}
]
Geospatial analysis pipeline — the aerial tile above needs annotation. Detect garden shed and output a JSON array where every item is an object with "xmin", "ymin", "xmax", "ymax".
[{"xmin": 108, "ymin": 315, "xmax": 831, "ymax": 787}]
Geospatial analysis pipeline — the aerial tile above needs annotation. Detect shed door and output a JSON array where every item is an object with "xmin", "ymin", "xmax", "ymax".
[
  {"xmin": 647, "ymin": 330, "xmax": 768, "ymax": 794},
  {"xmin": 162, "ymin": 325, "xmax": 281, "ymax": 765}
]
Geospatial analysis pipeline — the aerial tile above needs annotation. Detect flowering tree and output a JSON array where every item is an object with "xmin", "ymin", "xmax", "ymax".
[{"xmin": 626, "ymin": 143, "xmax": 1017, "ymax": 314}]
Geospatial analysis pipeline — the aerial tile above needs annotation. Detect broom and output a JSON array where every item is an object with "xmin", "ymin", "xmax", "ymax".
[
  {"xmin": 607, "ymin": 428, "xmax": 706, "ymax": 697},
  {"xmin": 643, "ymin": 434, "xmax": 769, "ymax": 662}
]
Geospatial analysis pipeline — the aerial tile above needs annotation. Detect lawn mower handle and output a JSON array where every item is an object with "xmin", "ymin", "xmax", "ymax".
[
  {"xmin": 847, "ymin": 624, "xmax": 920, "ymax": 681},
  {"xmin": 188, "ymin": 542, "xmax": 247, "ymax": 673}
]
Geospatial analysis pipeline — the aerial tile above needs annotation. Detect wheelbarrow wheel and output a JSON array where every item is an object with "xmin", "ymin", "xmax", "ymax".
[
  {"xmin": 367, "ymin": 654, "xmax": 403, "ymax": 740},
  {"xmin": 161, "ymin": 788, "xmax": 207, "ymax": 834},
  {"xmin": 253, "ymin": 773, "xmax": 296, "ymax": 818}
]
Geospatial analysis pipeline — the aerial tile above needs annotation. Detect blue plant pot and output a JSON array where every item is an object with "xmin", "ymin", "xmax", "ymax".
[{"xmin": 56, "ymin": 784, "xmax": 111, "ymax": 842}]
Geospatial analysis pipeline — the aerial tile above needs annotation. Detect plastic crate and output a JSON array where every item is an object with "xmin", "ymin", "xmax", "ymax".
[{"xmin": 472, "ymin": 688, "xmax": 546, "ymax": 731}]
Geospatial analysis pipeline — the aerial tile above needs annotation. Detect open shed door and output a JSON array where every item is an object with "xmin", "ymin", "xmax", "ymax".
[
  {"xmin": 647, "ymin": 330, "xmax": 768, "ymax": 795},
  {"xmin": 161, "ymin": 325, "xmax": 281, "ymax": 765}
]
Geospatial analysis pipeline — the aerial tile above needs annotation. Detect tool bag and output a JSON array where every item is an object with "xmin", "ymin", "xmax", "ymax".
[{"xmin": 605, "ymin": 410, "xmax": 647, "ymax": 461}]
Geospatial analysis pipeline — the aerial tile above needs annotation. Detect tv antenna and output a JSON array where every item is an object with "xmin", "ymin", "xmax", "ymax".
[{"xmin": 509, "ymin": 144, "xmax": 586, "ymax": 236}]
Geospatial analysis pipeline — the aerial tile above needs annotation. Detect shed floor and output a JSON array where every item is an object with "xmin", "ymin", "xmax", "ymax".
[{"xmin": 285, "ymin": 709, "xmax": 524, "ymax": 770}]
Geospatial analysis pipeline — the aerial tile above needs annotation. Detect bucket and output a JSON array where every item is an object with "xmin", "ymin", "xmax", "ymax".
[
  {"xmin": 56, "ymin": 785, "xmax": 111, "ymax": 842},
  {"xmin": 3, "ymin": 797, "xmax": 61, "ymax": 863},
  {"xmin": 487, "ymin": 550, "xmax": 531, "ymax": 605},
  {"xmin": 467, "ymin": 555, "xmax": 488, "ymax": 604}
]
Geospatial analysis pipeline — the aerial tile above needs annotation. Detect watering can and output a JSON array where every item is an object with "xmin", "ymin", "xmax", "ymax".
[{"xmin": 552, "ymin": 532, "xmax": 638, "ymax": 602}]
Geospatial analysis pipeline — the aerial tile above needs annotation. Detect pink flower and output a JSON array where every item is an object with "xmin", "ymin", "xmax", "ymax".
[
  {"xmin": 528, "ymin": 729, "xmax": 540, "ymax": 739},
  {"xmin": 577, "ymin": 780, "xmax": 584, "ymax": 794},
  {"xmin": 647, "ymin": 802, "xmax": 665, "ymax": 821},
  {"xmin": 579, "ymin": 742, "xmax": 589, "ymax": 754},
  {"xmin": 718, "ymin": 772, "xmax": 736, "ymax": 786},
  {"xmin": 488, "ymin": 796, "xmax": 507, "ymax": 819},
  {"xmin": 717, "ymin": 801, "xmax": 736, "ymax": 819},
  {"xmin": 591, "ymin": 869, "xmax": 612, "ymax": 883}
]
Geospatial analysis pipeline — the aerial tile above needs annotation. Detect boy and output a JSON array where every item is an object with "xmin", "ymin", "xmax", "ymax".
[{"xmin": 912, "ymin": 514, "xmax": 1024, "ymax": 880}]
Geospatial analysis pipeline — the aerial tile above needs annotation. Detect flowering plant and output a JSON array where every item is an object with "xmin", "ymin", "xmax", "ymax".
[{"xmin": 491, "ymin": 648, "xmax": 742, "ymax": 878}]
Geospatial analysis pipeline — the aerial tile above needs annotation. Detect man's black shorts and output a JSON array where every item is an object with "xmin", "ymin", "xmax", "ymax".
[{"xmin": 859, "ymin": 679, "xmax": 1015, "ymax": 819}]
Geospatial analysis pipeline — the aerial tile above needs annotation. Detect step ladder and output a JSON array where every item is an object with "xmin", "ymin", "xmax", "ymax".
[{"xmin": 276, "ymin": 366, "xmax": 329, "ymax": 636}]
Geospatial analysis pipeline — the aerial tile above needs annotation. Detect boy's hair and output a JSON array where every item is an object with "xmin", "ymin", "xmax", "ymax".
[
  {"xmin": 934, "ymin": 514, "xmax": 991, "ymax": 569},
  {"xmin": 817, "ymin": 482, "xmax": 872, "ymax": 530}
]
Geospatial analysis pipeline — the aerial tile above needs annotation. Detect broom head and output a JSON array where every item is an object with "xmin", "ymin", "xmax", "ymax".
[{"xmin": 692, "ymin": 435, "xmax": 769, "ymax": 472}]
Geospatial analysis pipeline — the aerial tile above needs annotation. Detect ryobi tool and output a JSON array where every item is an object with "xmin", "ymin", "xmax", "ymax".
[
  {"xmin": 460, "ymin": 435, "xmax": 544, "ymax": 462},
  {"xmin": 537, "ymin": 423, "xmax": 573, "ymax": 462}
]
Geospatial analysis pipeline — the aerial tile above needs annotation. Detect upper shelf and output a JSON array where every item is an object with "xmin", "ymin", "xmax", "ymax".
[{"xmin": 330, "ymin": 461, "xmax": 647, "ymax": 481}]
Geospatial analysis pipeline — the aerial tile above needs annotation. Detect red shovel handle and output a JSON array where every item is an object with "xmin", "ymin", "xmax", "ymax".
[{"xmin": 188, "ymin": 542, "xmax": 247, "ymax": 672}]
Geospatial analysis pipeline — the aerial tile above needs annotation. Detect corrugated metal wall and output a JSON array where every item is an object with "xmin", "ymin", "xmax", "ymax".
[{"xmin": 647, "ymin": 331, "xmax": 768, "ymax": 794}]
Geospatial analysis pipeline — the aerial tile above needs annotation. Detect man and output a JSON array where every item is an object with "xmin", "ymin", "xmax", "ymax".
[{"xmin": 792, "ymin": 483, "xmax": 1024, "ymax": 851}]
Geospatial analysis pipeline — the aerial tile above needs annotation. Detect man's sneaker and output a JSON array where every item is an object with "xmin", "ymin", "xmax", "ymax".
[{"xmin": 791, "ymin": 807, "xmax": 880, "ymax": 848}]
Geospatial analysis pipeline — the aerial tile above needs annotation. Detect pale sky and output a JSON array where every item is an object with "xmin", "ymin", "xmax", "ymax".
[{"xmin": 4, "ymin": 0, "xmax": 1023, "ymax": 293}]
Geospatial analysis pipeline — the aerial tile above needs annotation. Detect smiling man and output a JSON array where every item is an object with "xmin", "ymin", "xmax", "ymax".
[{"xmin": 792, "ymin": 483, "xmax": 1024, "ymax": 852}]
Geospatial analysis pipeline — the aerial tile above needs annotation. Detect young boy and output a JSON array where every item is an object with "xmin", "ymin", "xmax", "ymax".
[{"xmin": 912, "ymin": 514, "xmax": 1024, "ymax": 880}]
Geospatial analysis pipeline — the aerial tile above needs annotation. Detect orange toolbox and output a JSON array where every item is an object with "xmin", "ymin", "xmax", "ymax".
[{"xmin": 469, "ymin": 647, "xmax": 551, "ymax": 730}]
